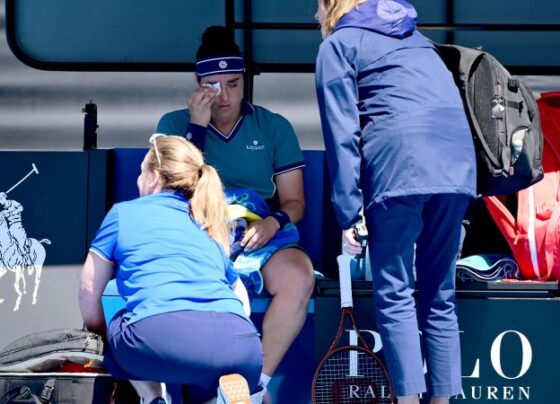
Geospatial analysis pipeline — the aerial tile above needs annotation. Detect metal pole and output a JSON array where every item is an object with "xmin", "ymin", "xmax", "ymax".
[
  {"xmin": 82, "ymin": 101, "xmax": 98, "ymax": 151},
  {"xmin": 446, "ymin": 0, "xmax": 455, "ymax": 44},
  {"xmin": 243, "ymin": 0, "xmax": 255, "ymax": 103}
]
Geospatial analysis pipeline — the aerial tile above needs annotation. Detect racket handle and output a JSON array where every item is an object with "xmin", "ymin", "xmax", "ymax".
[{"xmin": 337, "ymin": 254, "xmax": 354, "ymax": 308}]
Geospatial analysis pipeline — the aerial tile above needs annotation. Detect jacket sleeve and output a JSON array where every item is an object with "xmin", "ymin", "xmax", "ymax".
[{"xmin": 315, "ymin": 38, "xmax": 363, "ymax": 230}]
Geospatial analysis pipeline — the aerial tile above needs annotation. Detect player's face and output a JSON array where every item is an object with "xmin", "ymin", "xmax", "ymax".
[{"xmin": 199, "ymin": 73, "xmax": 244, "ymax": 122}]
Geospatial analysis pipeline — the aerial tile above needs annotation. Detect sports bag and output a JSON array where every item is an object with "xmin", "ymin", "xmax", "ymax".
[
  {"xmin": 433, "ymin": 42, "xmax": 543, "ymax": 196},
  {"xmin": 0, "ymin": 374, "xmax": 138, "ymax": 404},
  {"xmin": 0, "ymin": 329, "xmax": 103, "ymax": 372},
  {"xmin": 484, "ymin": 92, "xmax": 560, "ymax": 280},
  {"xmin": 0, "ymin": 329, "xmax": 138, "ymax": 403}
]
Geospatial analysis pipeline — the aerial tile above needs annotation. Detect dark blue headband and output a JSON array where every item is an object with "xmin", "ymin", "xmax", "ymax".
[{"xmin": 195, "ymin": 56, "xmax": 245, "ymax": 77}]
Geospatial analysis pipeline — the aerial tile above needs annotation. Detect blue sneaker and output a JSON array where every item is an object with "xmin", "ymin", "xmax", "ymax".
[{"xmin": 216, "ymin": 374, "xmax": 250, "ymax": 404}]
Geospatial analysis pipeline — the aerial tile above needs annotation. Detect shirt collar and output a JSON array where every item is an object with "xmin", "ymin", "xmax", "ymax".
[{"xmin": 242, "ymin": 100, "xmax": 255, "ymax": 116}]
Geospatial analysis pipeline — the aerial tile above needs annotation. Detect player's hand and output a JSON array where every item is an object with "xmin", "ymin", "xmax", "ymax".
[
  {"xmin": 342, "ymin": 228, "xmax": 363, "ymax": 255},
  {"xmin": 241, "ymin": 217, "xmax": 280, "ymax": 252},
  {"xmin": 188, "ymin": 87, "xmax": 219, "ymax": 127}
]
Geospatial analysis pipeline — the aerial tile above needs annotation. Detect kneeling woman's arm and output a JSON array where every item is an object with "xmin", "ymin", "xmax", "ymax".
[
  {"xmin": 232, "ymin": 279, "xmax": 251, "ymax": 317},
  {"xmin": 79, "ymin": 252, "xmax": 114, "ymax": 336}
]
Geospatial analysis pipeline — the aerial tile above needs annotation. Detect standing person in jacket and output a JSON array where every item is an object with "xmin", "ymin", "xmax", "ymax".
[
  {"xmin": 79, "ymin": 135, "xmax": 262, "ymax": 404},
  {"xmin": 156, "ymin": 26, "xmax": 315, "ymax": 401},
  {"xmin": 315, "ymin": 1, "xmax": 476, "ymax": 403}
]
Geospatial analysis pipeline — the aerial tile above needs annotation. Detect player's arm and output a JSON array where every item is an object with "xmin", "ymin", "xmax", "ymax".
[
  {"xmin": 275, "ymin": 168, "xmax": 305, "ymax": 224},
  {"xmin": 242, "ymin": 169, "xmax": 305, "ymax": 252}
]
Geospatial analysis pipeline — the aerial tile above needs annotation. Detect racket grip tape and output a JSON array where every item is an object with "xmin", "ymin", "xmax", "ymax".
[{"xmin": 337, "ymin": 255, "xmax": 353, "ymax": 308}]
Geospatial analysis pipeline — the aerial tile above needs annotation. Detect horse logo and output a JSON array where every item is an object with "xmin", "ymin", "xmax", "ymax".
[{"xmin": 0, "ymin": 164, "xmax": 51, "ymax": 311}]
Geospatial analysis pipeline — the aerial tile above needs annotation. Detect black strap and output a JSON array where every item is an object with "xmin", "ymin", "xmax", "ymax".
[
  {"xmin": 508, "ymin": 78, "xmax": 520, "ymax": 93},
  {"xmin": 0, "ymin": 378, "xmax": 55, "ymax": 404},
  {"xmin": 39, "ymin": 379, "xmax": 56, "ymax": 403},
  {"xmin": 0, "ymin": 385, "xmax": 40, "ymax": 404}
]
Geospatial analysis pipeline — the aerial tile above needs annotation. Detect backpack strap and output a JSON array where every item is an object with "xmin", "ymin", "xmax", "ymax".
[
  {"xmin": 0, "ymin": 379, "xmax": 55, "ymax": 404},
  {"xmin": 38, "ymin": 379, "xmax": 56, "ymax": 403},
  {"xmin": 0, "ymin": 386, "xmax": 41, "ymax": 404}
]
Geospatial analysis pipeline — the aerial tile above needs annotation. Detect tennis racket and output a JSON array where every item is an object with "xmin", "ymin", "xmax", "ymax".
[{"xmin": 312, "ymin": 248, "xmax": 394, "ymax": 403}]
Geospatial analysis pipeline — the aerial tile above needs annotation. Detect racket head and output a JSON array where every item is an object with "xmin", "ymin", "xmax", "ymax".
[{"xmin": 312, "ymin": 345, "xmax": 394, "ymax": 404}]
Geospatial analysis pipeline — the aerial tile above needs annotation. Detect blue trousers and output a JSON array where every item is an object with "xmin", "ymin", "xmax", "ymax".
[
  {"xmin": 104, "ymin": 309, "xmax": 263, "ymax": 403},
  {"xmin": 365, "ymin": 194, "xmax": 469, "ymax": 397}
]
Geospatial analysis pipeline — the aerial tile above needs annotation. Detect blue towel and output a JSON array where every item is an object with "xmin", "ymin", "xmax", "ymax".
[
  {"xmin": 456, "ymin": 254, "xmax": 520, "ymax": 282},
  {"xmin": 226, "ymin": 188, "xmax": 299, "ymax": 294}
]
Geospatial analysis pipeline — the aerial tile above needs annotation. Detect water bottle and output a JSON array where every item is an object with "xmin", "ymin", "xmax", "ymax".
[{"xmin": 511, "ymin": 128, "xmax": 526, "ymax": 165}]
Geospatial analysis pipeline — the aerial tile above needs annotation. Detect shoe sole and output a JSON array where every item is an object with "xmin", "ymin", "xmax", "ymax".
[{"xmin": 218, "ymin": 373, "xmax": 250, "ymax": 404}]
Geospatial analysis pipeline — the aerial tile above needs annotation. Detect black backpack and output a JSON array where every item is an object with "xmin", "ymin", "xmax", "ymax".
[{"xmin": 433, "ymin": 42, "xmax": 544, "ymax": 196}]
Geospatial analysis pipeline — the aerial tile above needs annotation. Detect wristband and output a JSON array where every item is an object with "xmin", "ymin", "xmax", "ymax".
[
  {"xmin": 271, "ymin": 210, "xmax": 291, "ymax": 229},
  {"xmin": 184, "ymin": 123, "xmax": 207, "ymax": 150}
]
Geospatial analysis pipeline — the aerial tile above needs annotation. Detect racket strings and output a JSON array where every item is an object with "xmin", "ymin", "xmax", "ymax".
[{"xmin": 314, "ymin": 349, "xmax": 392, "ymax": 403}]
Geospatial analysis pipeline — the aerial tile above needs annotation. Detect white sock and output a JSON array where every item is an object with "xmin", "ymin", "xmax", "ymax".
[{"xmin": 259, "ymin": 373, "xmax": 272, "ymax": 388}]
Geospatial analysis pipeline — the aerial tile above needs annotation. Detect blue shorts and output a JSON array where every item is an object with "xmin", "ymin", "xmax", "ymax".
[{"xmin": 104, "ymin": 309, "xmax": 263, "ymax": 403}]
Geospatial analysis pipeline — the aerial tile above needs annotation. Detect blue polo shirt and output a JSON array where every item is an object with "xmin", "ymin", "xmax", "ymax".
[
  {"xmin": 156, "ymin": 102, "xmax": 305, "ymax": 200},
  {"xmin": 90, "ymin": 192, "xmax": 245, "ymax": 324}
]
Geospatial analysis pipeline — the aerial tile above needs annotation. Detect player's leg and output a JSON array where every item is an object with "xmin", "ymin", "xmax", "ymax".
[{"xmin": 260, "ymin": 248, "xmax": 314, "ymax": 377}]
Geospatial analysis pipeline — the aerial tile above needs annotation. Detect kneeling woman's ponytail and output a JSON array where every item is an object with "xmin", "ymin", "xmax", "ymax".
[
  {"xmin": 147, "ymin": 135, "xmax": 230, "ymax": 254},
  {"xmin": 190, "ymin": 163, "xmax": 230, "ymax": 255}
]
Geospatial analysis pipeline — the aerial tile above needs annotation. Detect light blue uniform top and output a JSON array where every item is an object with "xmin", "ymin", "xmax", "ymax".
[
  {"xmin": 90, "ymin": 192, "xmax": 246, "ymax": 324},
  {"xmin": 156, "ymin": 102, "xmax": 305, "ymax": 200}
]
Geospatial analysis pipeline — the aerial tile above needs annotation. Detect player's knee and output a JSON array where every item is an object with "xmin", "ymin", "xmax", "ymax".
[
  {"xmin": 299, "ymin": 265, "xmax": 316, "ymax": 298},
  {"xmin": 284, "ymin": 265, "xmax": 315, "ymax": 302}
]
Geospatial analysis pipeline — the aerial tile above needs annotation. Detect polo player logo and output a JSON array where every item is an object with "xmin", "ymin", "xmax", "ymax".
[{"xmin": 0, "ymin": 164, "xmax": 51, "ymax": 311}]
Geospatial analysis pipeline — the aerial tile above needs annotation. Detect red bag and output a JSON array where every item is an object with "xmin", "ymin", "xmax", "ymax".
[{"xmin": 484, "ymin": 91, "xmax": 560, "ymax": 281}]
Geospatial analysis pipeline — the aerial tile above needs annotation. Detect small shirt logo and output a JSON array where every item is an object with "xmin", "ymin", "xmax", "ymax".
[
  {"xmin": 246, "ymin": 140, "xmax": 265, "ymax": 151},
  {"xmin": 219, "ymin": 60, "xmax": 228, "ymax": 69}
]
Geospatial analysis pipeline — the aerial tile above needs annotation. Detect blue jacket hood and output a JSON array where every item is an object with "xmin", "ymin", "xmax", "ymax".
[{"xmin": 334, "ymin": 0, "xmax": 417, "ymax": 39}]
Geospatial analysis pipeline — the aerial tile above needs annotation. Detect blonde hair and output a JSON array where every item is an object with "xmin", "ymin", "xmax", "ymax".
[
  {"xmin": 146, "ymin": 136, "xmax": 230, "ymax": 254},
  {"xmin": 320, "ymin": 0, "xmax": 367, "ymax": 36}
]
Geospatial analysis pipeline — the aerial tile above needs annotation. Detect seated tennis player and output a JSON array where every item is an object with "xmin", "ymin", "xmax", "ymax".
[{"xmin": 156, "ymin": 26, "xmax": 315, "ymax": 402}]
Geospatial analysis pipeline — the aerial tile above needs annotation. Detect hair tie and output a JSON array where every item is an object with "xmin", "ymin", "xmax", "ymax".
[{"xmin": 198, "ymin": 164, "xmax": 205, "ymax": 178}]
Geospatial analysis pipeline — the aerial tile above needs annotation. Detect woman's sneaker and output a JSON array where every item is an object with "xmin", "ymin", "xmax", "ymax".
[
  {"xmin": 249, "ymin": 385, "xmax": 268, "ymax": 404},
  {"xmin": 217, "ymin": 374, "xmax": 250, "ymax": 404}
]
